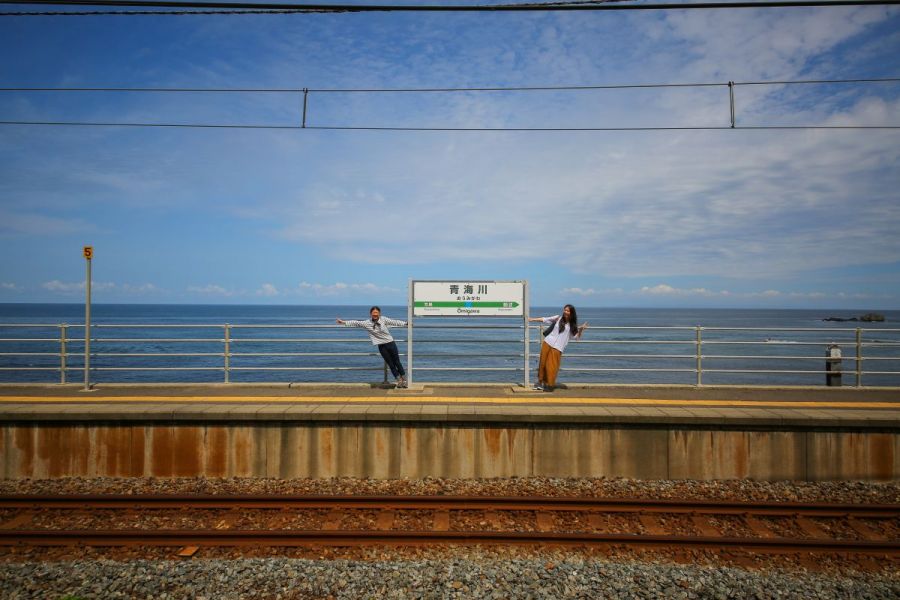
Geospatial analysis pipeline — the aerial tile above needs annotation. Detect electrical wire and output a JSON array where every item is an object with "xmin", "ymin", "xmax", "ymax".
[
  {"xmin": 2, "ymin": 77, "xmax": 898, "ymax": 93},
  {"xmin": 2, "ymin": 77, "xmax": 897, "ymax": 130},
  {"xmin": 0, "ymin": 120, "xmax": 897, "ymax": 130},
  {"xmin": 1, "ymin": 0, "xmax": 899, "ymax": 17}
]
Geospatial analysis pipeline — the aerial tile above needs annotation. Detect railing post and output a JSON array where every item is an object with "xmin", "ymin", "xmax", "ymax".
[
  {"xmin": 855, "ymin": 327, "xmax": 862, "ymax": 387},
  {"xmin": 523, "ymin": 280, "xmax": 530, "ymax": 388},
  {"xmin": 59, "ymin": 324, "xmax": 67, "ymax": 384},
  {"xmin": 224, "ymin": 323, "xmax": 231, "ymax": 384},
  {"xmin": 696, "ymin": 326, "xmax": 703, "ymax": 386}
]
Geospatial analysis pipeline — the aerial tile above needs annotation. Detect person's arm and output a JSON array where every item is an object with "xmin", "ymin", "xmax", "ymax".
[
  {"xmin": 527, "ymin": 317, "xmax": 545, "ymax": 323},
  {"xmin": 381, "ymin": 317, "xmax": 407, "ymax": 327},
  {"xmin": 574, "ymin": 322, "xmax": 589, "ymax": 340},
  {"xmin": 337, "ymin": 319, "xmax": 365, "ymax": 327}
]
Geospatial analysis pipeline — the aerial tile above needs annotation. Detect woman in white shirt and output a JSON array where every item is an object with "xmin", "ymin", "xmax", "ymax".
[
  {"xmin": 528, "ymin": 304, "xmax": 588, "ymax": 391},
  {"xmin": 337, "ymin": 306, "xmax": 408, "ymax": 388}
]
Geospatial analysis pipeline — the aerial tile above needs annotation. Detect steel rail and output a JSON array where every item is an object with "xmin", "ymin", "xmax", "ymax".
[
  {"xmin": 0, "ymin": 495, "xmax": 896, "ymax": 553},
  {"xmin": 2, "ymin": 494, "xmax": 895, "ymax": 517},
  {"xmin": 1, "ymin": 529, "xmax": 897, "ymax": 554}
]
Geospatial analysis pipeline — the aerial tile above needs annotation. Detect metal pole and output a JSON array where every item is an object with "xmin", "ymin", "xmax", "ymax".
[
  {"xmin": 728, "ymin": 81, "xmax": 736, "ymax": 128},
  {"xmin": 302, "ymin": 88, "xmax": 308, "ymax": 128},
  {"xmin": 856, "ymin": 327, "xmax": 862, "ymax": 387},
  {"xmin": 523, "ymin": 280, "xmax": 529, "ymax": 388},
  {"xmin": 695, "ymin": 326, "xmax": 703, "ymax": 386},
  {"xmin": 224, "ymin": 323, "xmax": 231, "ymax": 384},
  {"xmin": 60, "ymin": 324, "xmax": 67, "ymax": 385},
  {"xmin": 407, "ymin": 278, "xmax": 413, "ymax": 386},
  {"xmin": 84, "ymin": 253, "xmax": 92, "ymax": 391}
]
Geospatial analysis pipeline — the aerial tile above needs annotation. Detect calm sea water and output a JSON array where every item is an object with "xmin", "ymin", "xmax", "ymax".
[{"xmin": 0, "ymin": 304, "xmax": 898, "ymax": 386}]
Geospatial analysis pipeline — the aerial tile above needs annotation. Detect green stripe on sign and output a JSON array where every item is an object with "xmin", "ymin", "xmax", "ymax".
[{"xmin": 414, "ymin": 301, "xmax": 520, "ymax": 308}]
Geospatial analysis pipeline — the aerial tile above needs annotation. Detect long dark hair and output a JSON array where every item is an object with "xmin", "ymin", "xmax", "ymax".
[{"xmin": 560, "ymin": 304, "xmax": 577, "ymax": 333}]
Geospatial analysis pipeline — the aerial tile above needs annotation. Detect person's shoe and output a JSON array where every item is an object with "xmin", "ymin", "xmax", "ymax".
[
  {"xmin": 532, "ymin": 383, "xmax": 544, "ymax": 391},
  {"xmin": 398, "ymin": 376, "xmax": 408, "ymax": 389}
]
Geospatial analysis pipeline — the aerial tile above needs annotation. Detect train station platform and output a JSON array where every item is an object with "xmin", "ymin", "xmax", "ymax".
[{"xmin": 1, "ymin": 384, "xmax": 898, "ymax": 482}]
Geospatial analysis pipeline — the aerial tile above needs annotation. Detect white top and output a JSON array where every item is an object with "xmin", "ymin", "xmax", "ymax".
[
  {"xmin": 343, "ymin": 317, "xmax": 406, "ymax": 345},
  {"xmin": 541, "ymin": 315, "xmax": 580, "ymax": 353}
]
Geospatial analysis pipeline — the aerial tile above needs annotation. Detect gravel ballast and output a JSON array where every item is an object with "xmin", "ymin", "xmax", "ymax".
[
  {"xmin": 1, "ymin": 555, "xmax": 898, "ymax": 600},
  {"xmin": 1, "ymin": 476, "xmax": 897, "ymax": 599}
]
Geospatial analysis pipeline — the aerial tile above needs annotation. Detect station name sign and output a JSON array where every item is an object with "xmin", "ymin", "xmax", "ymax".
[{"xmin": 412, "ymin": 280, "xmax": 525, "ymax": 317}]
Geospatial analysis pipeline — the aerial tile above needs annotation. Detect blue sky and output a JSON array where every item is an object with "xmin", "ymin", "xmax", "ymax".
[{"xmin": 1, "ymin": 3, "xmax": 899, "ymax": 308}]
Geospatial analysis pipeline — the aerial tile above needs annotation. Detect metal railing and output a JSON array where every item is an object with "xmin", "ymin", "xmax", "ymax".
[{"xmin": 0, "ymin": 322, "xmax": 898, "ymax": 387}]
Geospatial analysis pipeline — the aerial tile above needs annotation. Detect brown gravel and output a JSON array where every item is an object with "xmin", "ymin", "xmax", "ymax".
[{"xmin": 1, "ymin": 476, "xmax": 897, "ymax": 504}]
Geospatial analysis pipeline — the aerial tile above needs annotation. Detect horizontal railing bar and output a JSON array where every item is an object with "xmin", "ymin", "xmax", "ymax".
[
  {"xmin": 0, "ymin": 338, "xmax": 65, "ymax": 342},
  {"xmin": 0, "ymin": 367, "xmax": 60, "ymax": 371},
  {"xmin": 564, "ymin": 354, "xmax": 696, "ymax": 359},
  {"xmin": 411, "ymin": 367, "xmax": 521, "ymax": 371},
  {"xmin": 703, "ymin": 369, "xmax": 843, "ymax": 374},
  {"xmin": 700, "ymin": 327, "xmax": 883, "ymax": 332},
  {"xmin": 91, "ymin": 353, "xmax": 224, "ymax": 357},
  {"xmin": 231, "ymin": 339, "xmax": 395, "ymax": 343},
  {"xmin": 864, "ymin": 371, "xmax": 900, "ymax": 375},
  {"xmin": 92, "ymin": 324, "xmax": 224, "ymax": 328},
  {"xmin": 396, "ymin": 325, "xmax": 524, "ymax": 329},
  {"xmin": 573, "ymin": 340, "xmax": 697, "ymax": 345},
  {"xmin": 89, "ymin": 338, "xmax": 224, "ymax": 343},
  {"xmin": 702, "ymin": 341, "xmax": 842, "ymax": 346},
  {"xmin": 0, "ymin": 352, "xmax": 60, "ymax": 356},
  {"xmin": 701, "ymin": 355, "xmax": 857, "ymax": 360},
  {"xmin": 229, "ymin": 367, "xmax": 384, "ymax": 371},
  {"xmin": 560, "ymin": 368, "xmax": 697, "ymax": 372},
  {"xmin": 404, "ymin": 339, "xmax": 523, "ymax": 343},
  {"xmin": 90, "ymin": 367, "xmax": 223, "ymax": 371},
  {"xmin": 232, "ymin": 352, "xmax": 382, "ymax": 357},
  {"xmin": 0, "ymin": 324, "xmax": 81, "ymax": 328}
]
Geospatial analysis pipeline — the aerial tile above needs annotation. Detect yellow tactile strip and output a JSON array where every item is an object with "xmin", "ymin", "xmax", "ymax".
[{"xmin": 0, "ymin": 396, "xmax": 896, "ymax": 409}]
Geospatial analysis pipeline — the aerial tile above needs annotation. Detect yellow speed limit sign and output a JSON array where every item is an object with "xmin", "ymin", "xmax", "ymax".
[{"xmin": 83, "ymin": 246, "xmax": 93, "ymax": 260}]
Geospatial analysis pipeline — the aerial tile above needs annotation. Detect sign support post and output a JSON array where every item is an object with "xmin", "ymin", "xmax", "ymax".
[
  {"xmin": 82, "ymin": 246, "xmax": 93, "ymax": 392},
  {"xmin": 407, "ymin": 278, "xmax": 413, "ymax": 387}
]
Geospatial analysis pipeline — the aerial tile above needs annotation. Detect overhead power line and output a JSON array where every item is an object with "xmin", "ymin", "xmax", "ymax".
[
  {"xmin": 0, "ymin": 120, "xmax": 897, "ymax": 130},
  {"xmin": 1, "ymin": 77, "xmax": 898, "ymax": 131},
  {"xmin": 1, "ymin": 0, "xmax": 899, "ymax": 17},
  {"xmin": 2, "ymin": 78, "xmax": 899, "ymax": 93}
]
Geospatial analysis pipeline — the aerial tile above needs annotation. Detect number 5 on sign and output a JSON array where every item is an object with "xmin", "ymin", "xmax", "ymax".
[{"xmin": 83, "ymin": 246, "xmax": 93, "ymax": 260}]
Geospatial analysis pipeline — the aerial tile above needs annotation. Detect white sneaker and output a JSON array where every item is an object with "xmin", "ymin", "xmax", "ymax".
[{"xmin": 532, "ymin": 384, "xmax": 544, "ymax": 391}]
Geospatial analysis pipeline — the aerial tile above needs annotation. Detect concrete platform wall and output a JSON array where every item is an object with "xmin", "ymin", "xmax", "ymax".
[{"xmin": 2, "ymin": 422, "xmax": 898, "ymax": 481}]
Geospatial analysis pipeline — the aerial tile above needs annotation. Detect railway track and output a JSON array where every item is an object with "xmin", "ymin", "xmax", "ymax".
[{"xmin": 0, "ymin": 495, "xmax": 897, "ymax": 558}]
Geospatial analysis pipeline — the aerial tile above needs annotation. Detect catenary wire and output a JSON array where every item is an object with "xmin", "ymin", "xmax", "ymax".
[
  {"xmin": 1, "ymin": 77, "xmax": 898, "ymax": 93},
  {"xmin": 1, "ymin": 0, "xmax": 900, "ymax": 16},
  {"xmin": 0, "ymin": 120, "xmax": 898, "ymax": 130}
]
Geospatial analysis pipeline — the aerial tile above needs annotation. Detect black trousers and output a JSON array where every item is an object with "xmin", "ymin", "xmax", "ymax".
[
  {"xmin": 377, "ymin": 341, "xmax": 405, "ymax": 378},
  {"xmin": 378, "ymin": 342, "xmax": 406, "ymax": 377}
]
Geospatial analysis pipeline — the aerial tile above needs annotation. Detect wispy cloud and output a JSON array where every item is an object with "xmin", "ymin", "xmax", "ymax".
[
  {"xmin": 296, "ymin": 281, "xmax": 400, "ymax": 296},
  {"xmin": 256, "ymin": 283, "xmax": 279, "ymax": 297},
  {"xmin": 187, "ymin": 284, "xmax": 235, "ymax": 297}
]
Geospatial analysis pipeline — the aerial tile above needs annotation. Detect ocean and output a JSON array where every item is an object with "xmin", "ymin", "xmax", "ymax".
[{"xmin": 0, "ymin": 304, "xmax": 898, "ymax": 387}]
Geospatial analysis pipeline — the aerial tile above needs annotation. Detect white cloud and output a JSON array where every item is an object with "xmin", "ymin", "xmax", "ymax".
[
  {"xmin": 42, "ymin": 280, "xmax": 115, "ymax": 294},
  {"xmin": 187, "ymin": 284, "xmax": 234, "ymax": 297},
  {"xmin": 257, "ymin": 283, "xmax": 279, "ymax": 297},
  {"xmin": 1, "ymin": 282, "xmax": 19, "ymax": 291},
  {"xmin": 296, "ymin": 281, "xmax": 399, "ymax": 296},
  {"xmin": 0, "ymin": 210, "xmax": 96, "ymax": 237},
  {"xmin": 120, "ymin": 283, "xmax": 160, "ymax": 295},
  {"xmin": 562, "ymin": 287, "xmax": 624, "ymax": 296}
]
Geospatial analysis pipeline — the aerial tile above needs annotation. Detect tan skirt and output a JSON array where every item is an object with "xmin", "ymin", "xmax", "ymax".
[{"xmin": 538, "ymin": 341, "xmax": 562, "ymax": 388}]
